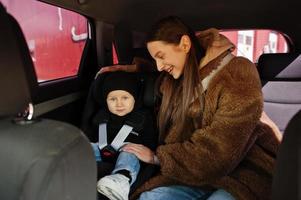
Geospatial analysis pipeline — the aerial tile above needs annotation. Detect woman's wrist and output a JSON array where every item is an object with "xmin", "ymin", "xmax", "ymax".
[{"xmin": 152, "ymin": 155, "xmax": 160, "ymax": 165}]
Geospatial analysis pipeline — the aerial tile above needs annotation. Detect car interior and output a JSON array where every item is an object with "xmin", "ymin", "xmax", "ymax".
[{"xmin": 0, "ymin": 0, "xmax": 300, "ymax": 199}]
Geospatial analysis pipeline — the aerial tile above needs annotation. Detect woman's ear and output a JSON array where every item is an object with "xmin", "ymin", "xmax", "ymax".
[{"xmin": 179, "ymin": 35, "xmax": 191, "ymax": 53}]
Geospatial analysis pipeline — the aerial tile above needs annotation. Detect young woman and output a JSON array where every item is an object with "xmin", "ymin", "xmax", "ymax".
[{"xmin": 116, "ymin": 16, "xmax": 280, "ymax": 200}]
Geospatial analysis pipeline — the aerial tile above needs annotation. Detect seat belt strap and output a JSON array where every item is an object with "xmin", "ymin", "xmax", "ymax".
[
  {"xmin": 98, "ymin": 123, "xmax": 134, "ymax": 151},
  {"xmin": 111, "ymin": 125, "xmax": 133, "ymax": 150},
  {"xmin": 98, "ymin": 123, "xmax": 107, "ymax": 150},
  {"xmin": 202, "ymin": 53, "xmax": 234, "ymax": 91}
]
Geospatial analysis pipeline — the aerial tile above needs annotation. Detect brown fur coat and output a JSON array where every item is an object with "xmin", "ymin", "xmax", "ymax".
[{"xmin": 131, "ymin": 29, "xmax": 279, "ymax": 200}]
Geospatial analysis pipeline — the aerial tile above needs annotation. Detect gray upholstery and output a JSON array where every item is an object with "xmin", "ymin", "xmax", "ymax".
[
  {"xmin": 258, "ymin": 53, "xmax": 301, "ymax": 133},
  {"xmin": 0, "ymin": 119, "xmax": 96, "ymax": 200},
  {"xmin": 258, "ymin": 53, "xmax": 301, "ymax": 81},
  {"xmin": 0, "ymin": 3, "xmax": 97, "ymax": 200}
]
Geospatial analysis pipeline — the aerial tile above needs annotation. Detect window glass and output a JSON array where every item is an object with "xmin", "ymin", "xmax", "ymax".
[
  {"xmin": 0, "ymin": 0, "xmax": 88, "ymax": 82},
  {"xmin": 220, "ymin": 30, "xmax": 288, "ymax": 62}
]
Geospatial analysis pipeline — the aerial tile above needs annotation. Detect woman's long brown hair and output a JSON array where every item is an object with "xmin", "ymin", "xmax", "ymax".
[{"xmin": 147, "ymin": 16, "xmax": 206, "ymax": 140}]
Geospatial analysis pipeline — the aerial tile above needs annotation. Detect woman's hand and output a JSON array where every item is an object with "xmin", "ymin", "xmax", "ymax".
[
  {"xmin": 122, "ymin": 143, "xmax": 156, "ymax": 164},
  {"xmin": 260, "ymin": 111, "xmax": 283, "ymax": 142}
]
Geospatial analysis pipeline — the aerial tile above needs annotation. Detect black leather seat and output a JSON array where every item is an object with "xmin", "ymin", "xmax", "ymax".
[
  {"xmin": 0, "ymin": 4, "xmax": 97, "ymax": 200},
  {"xmin": 257, "ymin": 53, "xmax": 301, "ymax": 133}
]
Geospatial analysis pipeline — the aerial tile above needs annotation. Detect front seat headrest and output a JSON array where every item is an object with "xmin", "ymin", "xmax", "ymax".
[
  {"xmin": 0, "ymin": 4, "xmax": 38, "ymax": 117},
  {"xmin": 257, "ymin": 53, "xmax": 301, "ymax": 81}
]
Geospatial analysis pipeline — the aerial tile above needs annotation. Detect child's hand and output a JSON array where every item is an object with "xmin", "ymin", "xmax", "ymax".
[{"xmin": 122, "ymin": 143, "xmax": 156, "ymax": 164}]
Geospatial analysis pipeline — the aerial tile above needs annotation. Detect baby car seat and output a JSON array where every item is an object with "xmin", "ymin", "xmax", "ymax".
[{"xmin": 81, "ymin": 71, "xmax": 159, "ymax": 196}]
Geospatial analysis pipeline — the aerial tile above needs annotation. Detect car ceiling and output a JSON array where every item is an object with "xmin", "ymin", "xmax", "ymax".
[{"xmin": 40, "ymin": 0, "xmax": 301, "ymax": 50}]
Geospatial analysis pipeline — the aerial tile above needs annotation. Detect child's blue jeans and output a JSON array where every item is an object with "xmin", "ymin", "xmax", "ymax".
[{"xmin": 91, "ymin": 142, "xmax": 140, "ymax": 185}]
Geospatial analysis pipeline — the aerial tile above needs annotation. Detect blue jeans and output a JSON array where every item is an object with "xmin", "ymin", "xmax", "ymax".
[
  {"xmin": 91, "ymin": 143, "xmax": 140, "ymax": 185},
  {"xmin": 137, "ymin": 185, "xmax": 235, "ymax": 200}
]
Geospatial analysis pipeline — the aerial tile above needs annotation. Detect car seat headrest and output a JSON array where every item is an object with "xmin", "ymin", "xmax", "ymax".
[
  {"xmin": 0, "ymin": 4, "xmax": 38, "ymax": 117},
  {"xmin": 93, "ymin": 72, "xmax": 158, "ymax": 109},
  {"xmin": 257, "ymin": 53, "xmax": 301, "ymax": 81}
]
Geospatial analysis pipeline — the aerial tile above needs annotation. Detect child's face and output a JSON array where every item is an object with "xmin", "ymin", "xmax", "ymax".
[{"xmin": 106, "ymin": 90, "xmax": 135, "ymax": 116}]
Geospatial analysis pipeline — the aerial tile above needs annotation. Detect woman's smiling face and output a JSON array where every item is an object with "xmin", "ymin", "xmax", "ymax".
[{"xmin": 147, "ymin": 39, "xmax": 188, "ymax": 79}]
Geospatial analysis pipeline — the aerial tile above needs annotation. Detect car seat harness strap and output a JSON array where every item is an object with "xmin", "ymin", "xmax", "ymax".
[{"xmin": 98, "ymin": 123, "xmax": 133, "ymax": 157}]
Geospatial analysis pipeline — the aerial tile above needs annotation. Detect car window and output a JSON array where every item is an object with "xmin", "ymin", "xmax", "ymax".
[
  {"xmin": 220, "ymin": 30, "xmax": 288, "ymax": 63},
  {"xmin": 0, "ymin": 0, "xmax": 88, "ymax": 82}
]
